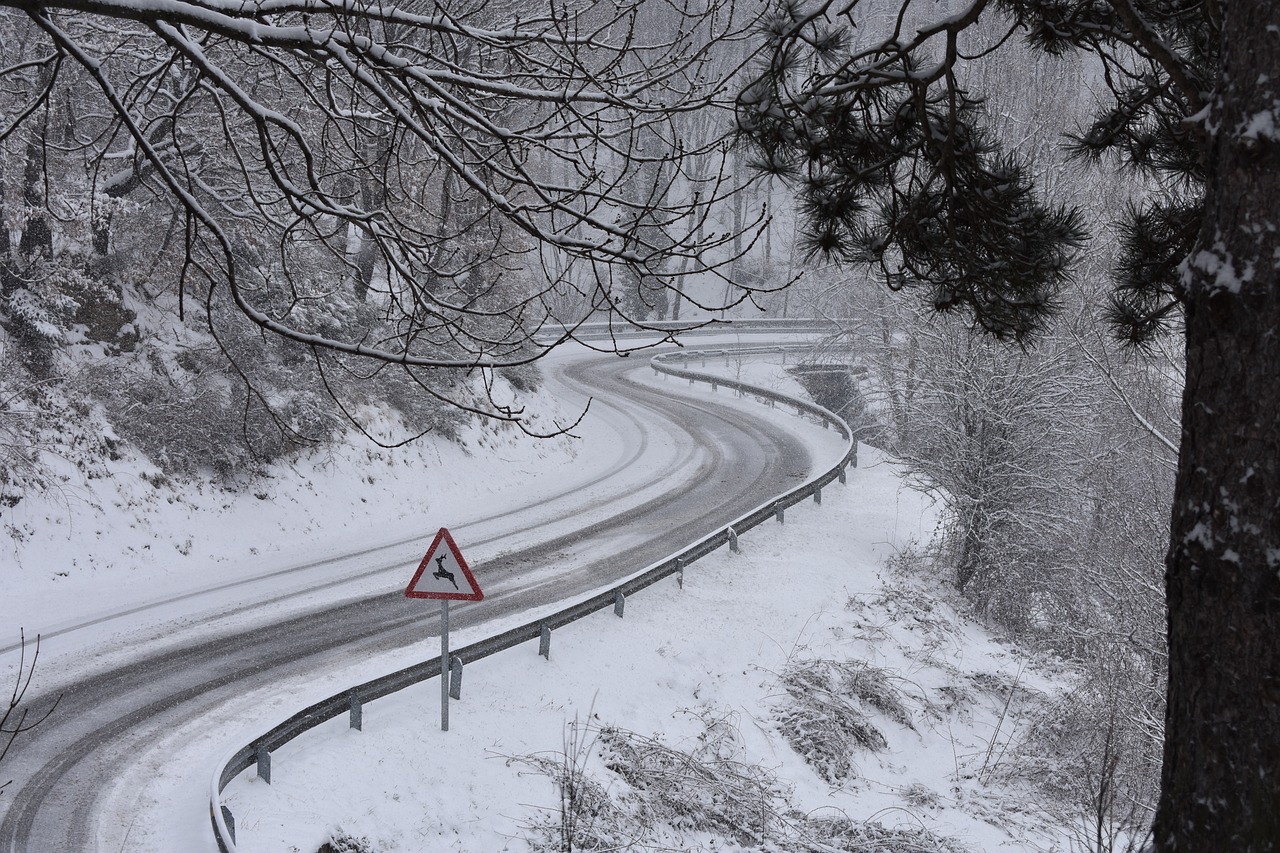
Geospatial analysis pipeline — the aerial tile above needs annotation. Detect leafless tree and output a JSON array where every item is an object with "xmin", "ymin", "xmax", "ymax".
[{"xmin": 0, "ymin": 0, "xmax": 770, "ymax": 428}]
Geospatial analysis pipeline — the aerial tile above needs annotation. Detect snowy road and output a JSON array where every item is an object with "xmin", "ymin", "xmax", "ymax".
[{"xmin": 0, "ymin": 345, "xmax": 840, "ymax": 852}]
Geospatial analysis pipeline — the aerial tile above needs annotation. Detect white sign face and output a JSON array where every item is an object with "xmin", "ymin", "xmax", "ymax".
[{"xmin": 405, "ymin": 528, "xmax": 484, "ymax": 601}]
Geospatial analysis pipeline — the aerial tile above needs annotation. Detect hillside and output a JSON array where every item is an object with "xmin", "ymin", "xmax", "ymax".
[
  {"xmin": 203, "ymin": 363, "xmax": 1099, "ymax": 853},
  {"xmin": 222, "ymin": 440, "xmax": 1087, "ymax": 853}
]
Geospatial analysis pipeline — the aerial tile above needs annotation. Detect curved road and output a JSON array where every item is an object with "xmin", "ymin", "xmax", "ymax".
[{"xmin": 0, "ymin": 347, "xmax": 829, "ymax": 853}]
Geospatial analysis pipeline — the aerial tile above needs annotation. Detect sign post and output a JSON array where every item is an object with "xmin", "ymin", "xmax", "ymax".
[
  {"xmin": 440, "ymin": 599, "xmax": 449, "ymax": 731},
  {"xmin": 404, "ymin": 527, "xmax": 483, "ymax": 731}
]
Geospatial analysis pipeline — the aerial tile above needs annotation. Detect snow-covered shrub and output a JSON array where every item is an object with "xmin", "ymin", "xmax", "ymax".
[
  {"xmin": 513, "ymin": 709, "xmax": 791, "ymax": 851},
  {"xmin": 508, "ymin": 716, "xmax": 638, "ymax": 853},
  {"xmin": 498, "ymin": 362, "xmax": 543, "ymax": 394},
  {"xmin": 775, "ymin": 658, "xmax": 914, "ymax": 785},
  {"xmin": 598, "ymin": 714, "xmax": 789, "ymax": 846},
  {"xmin": 361, "ymin": 364, "xmax": 468, "ymax": 442},
  {"xmin": 206, "ymin": 291, "xmax": 469, "ymax": 445},
  {"xmin": 316, "ymin": 830, "xmax": 379, "ymax": 853},
  {"xmin": 0, "ymin": 366, "xmax": 40, "ymax": 501},
  {"xmin": 1010, "ymin": 649, "xmax": 1159, "ymax": 852},
  {"xmin": 511, "ymin": 708, "xmax": 972, "ymax": 852},
  {"xmin": 2, "ymin": 262, "xmax": 81, "ymax": 375},
  {"xmin": 5, "ymin": 287, "xmax": 74, "ymax": 346},
  {"xmin": 786, "ymin": 363, "xmax": 880, "ymax": 444},
  {"xmin": 849, "ymin": 572, "xmax": 965, "ymax": 665},
  {"xmin": 795, "ymin": 815, "xmax": 971, "ymax": 853},
  {"xmin": 92, "ymin": 350, "xmax": 335, "ymax": 480}
]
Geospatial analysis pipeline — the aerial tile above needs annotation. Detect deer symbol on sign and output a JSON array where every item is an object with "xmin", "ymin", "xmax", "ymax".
[{"xmin": 432, "ymin": 555, "xmax": 459, "ymax": 590}]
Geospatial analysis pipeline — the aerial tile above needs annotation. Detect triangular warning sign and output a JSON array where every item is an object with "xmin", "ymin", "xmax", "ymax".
[{"xmin": 405, "ymin": 528, "xmax": 484, "ymax": 601}]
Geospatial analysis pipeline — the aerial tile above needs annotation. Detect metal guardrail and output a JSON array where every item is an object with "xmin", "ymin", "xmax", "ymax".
[
  {"xmin": 534, "ymin": 316, "xmax": 846, "ymax": 343},
  {"xmin": 210, "ymin": 346, "xmax": 856, "ymax": 852}
]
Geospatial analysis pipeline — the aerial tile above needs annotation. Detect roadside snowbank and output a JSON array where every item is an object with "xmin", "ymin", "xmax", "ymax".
[{"xmin": 222, "ymin": 435, "xmax": 1075, "ymax": 853}]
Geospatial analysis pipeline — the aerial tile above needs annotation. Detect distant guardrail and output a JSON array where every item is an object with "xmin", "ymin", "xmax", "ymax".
[
  {"xmin": 210, "ymin": 344, "xmax": 856, "ymax": 852},
  {"xmin": 534, "ymin": 316, "xmax": 847, "ymax": 343}
]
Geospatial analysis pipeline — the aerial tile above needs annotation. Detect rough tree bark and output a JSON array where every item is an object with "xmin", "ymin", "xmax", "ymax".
[{"xmin": 1154, "ymin": 2, "xmax": 1280, "ymax": 849}]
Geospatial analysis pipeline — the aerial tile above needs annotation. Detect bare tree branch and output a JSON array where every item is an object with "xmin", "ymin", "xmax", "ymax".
[
  {"xmin": 1, "ymin": 630, "xmax": 61, "ymax": 798},
  {"xmin": 3, "ymin": 0, "xmax": 770, "ymax": 378}
]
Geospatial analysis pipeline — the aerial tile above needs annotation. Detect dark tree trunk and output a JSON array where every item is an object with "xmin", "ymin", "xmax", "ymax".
[
  {"xmin": 18, "ymin": 135, "xmax": 52, "ymax": 260},
  {"xmin": 91, "ymin": 211, "xmax": 111, "ymax": 258},
  {"xmin": 1153, "ymin": 2, "xmax": 1280, "ymax": 849},
  {"xmin": 0, "ymin": 166, "xmax": 17, "ymax": 297}
]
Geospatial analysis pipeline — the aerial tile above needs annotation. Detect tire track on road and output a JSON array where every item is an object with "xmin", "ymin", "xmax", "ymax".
[{"xmin": 0, "ymin": 351, "xmax": 817, "ymax": 853}]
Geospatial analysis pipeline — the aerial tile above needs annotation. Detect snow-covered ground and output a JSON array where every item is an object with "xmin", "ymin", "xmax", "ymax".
[
  {"xmin": 0, "ymin": 354, "xmax": 585, "ymax": 663},
  {"xmin": 2, "ymin": 344, "xmax": 1081, "ymax": 853},
  {"xmin": 214, "ymin": 361, "xmax": 1080, "ymax": 853},
  {"xmin": 0, "ymin": 336, "xmax": 831, "ymax": 673},
  {"xmin": 0, "ymin": 337, "xmax": 816, "ymax": 657}
]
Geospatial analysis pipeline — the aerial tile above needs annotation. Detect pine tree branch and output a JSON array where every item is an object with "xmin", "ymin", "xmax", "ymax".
[{"xmin": 1106, "ymin": 0, "xmax": 1207, "ymax": 115}]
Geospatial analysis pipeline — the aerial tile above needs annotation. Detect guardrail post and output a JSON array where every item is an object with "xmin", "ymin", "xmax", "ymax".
[
  {"xmin": 539, "ymin": 624, "xmax": 551, "ymax": 659},
  {"xmin": 711, "ymin": 382, "xmax": 717, "ymax": 392},
  {"xmin": 839, "ymin": 465, "xmax": 847, "ymax": 485},
  {"xmin": 676, "ymin": 558, "xmax": 685, "ymax": 589},
  {"xmin": 728, "ymin": 527, "xmax": 739, "ymax": 554},
  {"xmin": 614, "ymin": 590, "xmax": 625, "ymax": 617},
  {"xmin": 450, "ymin": 656, "xmax": 463, "ymax": 700},
  {"xmin": 349, "ymin": 691, "xmax": 363, "ymax": 731},
  {"xmin": 221, "ymin": 806, "xmax": 236, "ymax": 845},
  {"xmin": 775, "ymin": 504, "xmax": 785, "ymax": 524},
  {"xmin": 256, "ymin": 745, "xmax": 271, "ymax": 784},
  {"xmin": 814, "ymin": 487, "xmax": 823, "ymax": 505}
]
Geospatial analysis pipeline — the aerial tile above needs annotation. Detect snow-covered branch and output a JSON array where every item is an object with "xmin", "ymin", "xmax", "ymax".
[{"xmin": 2, "ymin": 0, "xmax": 767, "ymax": 370}]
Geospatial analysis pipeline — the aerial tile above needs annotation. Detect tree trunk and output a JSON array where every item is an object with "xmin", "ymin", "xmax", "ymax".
[
  {"xmin": 18, "ymin": 134, "xmax": 52, "ymax": 260},
  {"xmin": 1153, "ymin": 3, "xmax": 1280, "ymax": 849},
  {"xmin": 0, "ymin": 164, "xmax": 16, "ymax": 297},
  {"xmin": 353, "ymin": 135, "xmax": 390, "ymax": 301}
]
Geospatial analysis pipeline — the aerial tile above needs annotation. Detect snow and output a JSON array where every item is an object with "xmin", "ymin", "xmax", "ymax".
[
  {"xmin": 1182, "ymin": 520, "xmax": 1215, "ymax": 550},
  {"xmin": 1, "ymin": 350, "xmax": 593, "ymax": 668},
  {"xmin": 217, "ymin": 434, "xmax": 1075, "ymax": 852},
  {"xmin": 1184, "ymin": 243, "xmax": 1252, "ymax": 295},
  {"xmin": 1240, "ymin": 107, "xmax": 1280, "ymax": 142},
  {"xmin": 2, "ymin": 343, "xmax": 1081, "ymax": 853}
]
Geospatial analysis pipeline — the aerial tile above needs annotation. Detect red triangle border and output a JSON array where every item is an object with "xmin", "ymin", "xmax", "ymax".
[{"xmin": 404, "ymin": 527, "xmax": 484, "ymax": 601}]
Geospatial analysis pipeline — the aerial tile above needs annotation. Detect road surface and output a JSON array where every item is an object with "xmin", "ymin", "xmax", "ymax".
[{"xmin": 0, "ymin": 346, "xmax": 835, "ymax": 852}]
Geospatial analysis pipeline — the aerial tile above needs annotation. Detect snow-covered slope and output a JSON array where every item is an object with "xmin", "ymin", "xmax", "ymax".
[
  {"xmin": 2, "ymin": 348, "xmax": 1082, "ymax": 853},
  {"xmin": 1, "ymin": 346, "xmax": 600, "ymax": 668},
  {"xmin": 217, "ymin": 367, "xmax": 1080, "ymax": 853}
]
